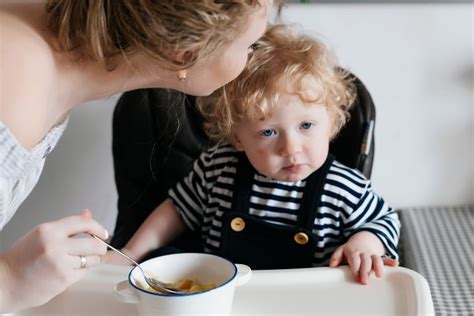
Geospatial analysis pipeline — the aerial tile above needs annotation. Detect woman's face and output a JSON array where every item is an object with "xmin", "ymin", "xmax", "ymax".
[{"xmin": 182, "ymin": 1, "xmax": 272, "ymax": 96}]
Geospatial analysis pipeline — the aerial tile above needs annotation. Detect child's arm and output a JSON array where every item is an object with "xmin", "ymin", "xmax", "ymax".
[
  {"xmin": 329, "ymin": 181, "xmax": 401, "ymax": 285},
  {"xmin": 103, "ymin": 198, "xmax": 186, "ymax": 265},
  {"xmin": 103, "ymin": 148, "xmax": 219, "ymax": 265}
]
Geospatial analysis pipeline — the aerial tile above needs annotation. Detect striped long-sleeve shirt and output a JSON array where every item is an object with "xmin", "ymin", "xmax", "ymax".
[{"xmin": 169, "ymin": 145, "xmax": 400, "ymax": 266}]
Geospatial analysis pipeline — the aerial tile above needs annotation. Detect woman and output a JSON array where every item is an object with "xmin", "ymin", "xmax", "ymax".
[{"xmin": 0, "ymin": 0, "xmax": 272, "ymax": 312}]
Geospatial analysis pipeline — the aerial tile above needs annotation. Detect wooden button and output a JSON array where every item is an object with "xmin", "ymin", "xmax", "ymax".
[
  {"xmin": 230, "ymin": 217, "xmax": 245, "ymax": 232},
  {"xmin": 294, "ymin": 232, "xmax": 309, "ymax": 245}
]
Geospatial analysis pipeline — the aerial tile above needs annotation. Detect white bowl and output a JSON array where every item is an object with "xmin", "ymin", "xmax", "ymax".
[{"xmin": 114, "ymin": 253, "xmax": 251, "ymax": 316}]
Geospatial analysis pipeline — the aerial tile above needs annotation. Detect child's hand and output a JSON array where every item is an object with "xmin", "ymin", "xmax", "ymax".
[
  {"xmin": 101, "ymin": 250, "xmax": 133, "ymax": 266},
  {"xmin": 329, "ymin": 231, "xmax": 399, "ymax": 285}
]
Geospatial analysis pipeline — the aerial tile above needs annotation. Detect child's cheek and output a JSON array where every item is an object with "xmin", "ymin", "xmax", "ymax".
[{"xmin": 255, "ymin": 147, "xmax": 271, "ymax": 158}]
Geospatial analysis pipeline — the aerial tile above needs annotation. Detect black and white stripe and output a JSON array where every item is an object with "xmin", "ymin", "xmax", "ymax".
[{"xmin": 169, "ymin": 145, "xmax": 400, "ymax": 266}]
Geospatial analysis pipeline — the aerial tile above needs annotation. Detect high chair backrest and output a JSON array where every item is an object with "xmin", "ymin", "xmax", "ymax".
[
  {"xmin": 329, "ymin": 72, "xmax": 376, "ymax": 179},
  {"xmin": 109, "ymin": 72, "xmax": 376, "ymax": 251}
]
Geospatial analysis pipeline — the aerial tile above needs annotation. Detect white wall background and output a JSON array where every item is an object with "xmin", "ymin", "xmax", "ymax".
[
  {"xmin": 278, "ymin": 4, "xmax": 473, "ymax": 210},
  {"xmin": 1, "ymin": 3, "xmax": 472, "ymax": 251}
]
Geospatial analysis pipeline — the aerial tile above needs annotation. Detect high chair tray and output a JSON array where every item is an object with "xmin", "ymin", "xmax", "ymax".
[{"xmin": 10, "ymin": 264, "xmax": 433, "ymax": 316}]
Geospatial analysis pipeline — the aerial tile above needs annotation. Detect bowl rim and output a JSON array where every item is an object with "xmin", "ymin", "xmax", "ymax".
[{"xmin": 127, "ymin": 253, "xmax": 238, "ymax": 297}]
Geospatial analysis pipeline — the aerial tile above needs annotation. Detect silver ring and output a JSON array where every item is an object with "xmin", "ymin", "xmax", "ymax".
[{"xmin": 79, "ymin": 255, "xmax": 87, "ymax": 269}]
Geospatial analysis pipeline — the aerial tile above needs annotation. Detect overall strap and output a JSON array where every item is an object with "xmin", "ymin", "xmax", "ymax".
[
  {"xmin": 231, "ymin": 153, "xmax": 254, "ymax": 214},
  {"xmin": 296, "ymin": 154, "xmax": 335, "ymax": 229}
]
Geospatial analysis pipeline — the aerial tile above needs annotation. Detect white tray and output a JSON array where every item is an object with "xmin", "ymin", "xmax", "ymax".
[{"xmin": 10, "ymin": 264, "xmax": 433, "ymax": 316}]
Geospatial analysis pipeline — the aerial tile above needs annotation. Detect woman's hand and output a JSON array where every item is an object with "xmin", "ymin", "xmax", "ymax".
[
  {"xmin": 329, "ymin": 231, "xmax": 399, "ymax": 285},
  {"xmin": 0, "ymin": 210, "xmax": 108, "ymax": 313},
  {"xmin": 102, "ymin": 249, "xmax": 134, "ymax": 266}
]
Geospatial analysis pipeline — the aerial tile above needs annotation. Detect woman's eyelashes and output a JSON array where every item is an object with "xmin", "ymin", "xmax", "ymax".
[{"xmin": 248, "ymin": 43, "xmax": 258, "ymax": 53}]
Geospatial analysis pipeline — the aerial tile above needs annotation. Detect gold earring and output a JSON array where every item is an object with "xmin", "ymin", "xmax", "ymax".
[{"xmin": 177, "ymin": 69, "xmax": 187, "ymax": 81}]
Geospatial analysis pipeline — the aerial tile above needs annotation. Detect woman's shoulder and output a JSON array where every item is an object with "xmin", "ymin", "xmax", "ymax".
[
  {"xmin": 2, "ymin": 7, "xmax": 55, "ymax": 80},
  {"xmin": 1, "ymin": 2, "xmax": 57, "ymax": 89},
  {"xmin": 1, "ymin": 2, "xmax": 54, "ymax": 57},
  {"xmin": 1, "ymin": 3, "xmax": 60, "ymax": 149},
  {"xmin": 1, "ymin": 4, "xmax": 56, "ymax": 76}
]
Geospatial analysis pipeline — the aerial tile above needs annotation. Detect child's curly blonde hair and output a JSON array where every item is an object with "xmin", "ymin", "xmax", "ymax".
[{"xmin": 197, "ymin": 24, "xmax": 357, "ymax": 144}]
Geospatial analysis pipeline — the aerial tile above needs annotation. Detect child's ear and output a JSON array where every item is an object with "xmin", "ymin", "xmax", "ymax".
[{"xmin": 231, "ymin": 134, "xmax": 245, "ymax": 152}]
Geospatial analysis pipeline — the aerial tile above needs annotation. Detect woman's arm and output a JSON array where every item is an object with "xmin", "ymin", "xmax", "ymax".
[
  {"xmin": 104, "ymin": 198, "xmax": 187, "ymax": 264},
  {"xmin": 0, "ymin": 210, "xmax": 108, "ymax": 313}
]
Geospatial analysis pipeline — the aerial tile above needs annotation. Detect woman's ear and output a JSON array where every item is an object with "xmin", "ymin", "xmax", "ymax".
[{"xmin": 174, "ymin": 50, "xmax": 196, "ymax": 66}]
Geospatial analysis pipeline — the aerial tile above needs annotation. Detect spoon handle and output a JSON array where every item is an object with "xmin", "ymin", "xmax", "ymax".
[
  {"xmin": 89, "ymin": 233, "xmax": 140, "ymax": 267},
  {"xmin": 89, "ymin": 234, "xmax": 184, "ymax": 294}
]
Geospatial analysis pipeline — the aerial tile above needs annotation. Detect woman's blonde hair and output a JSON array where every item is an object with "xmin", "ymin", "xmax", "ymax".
[
  {"xmin": 197, "ymin": 24, "xmax": 357, "ymax": 144},
  {"xmin": 46, "ymin": 0, "xmax": 266, "ymax": 70}
]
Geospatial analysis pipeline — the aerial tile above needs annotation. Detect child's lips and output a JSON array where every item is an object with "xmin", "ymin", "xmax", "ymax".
[{"xmin": 282, "ymin": 164, "xmax": 304, "ymax": 173}]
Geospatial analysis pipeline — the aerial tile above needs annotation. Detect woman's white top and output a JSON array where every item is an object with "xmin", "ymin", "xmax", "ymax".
[{"xmin": 0, "ymin": 118, "xmax": 68, "ymax": 230}]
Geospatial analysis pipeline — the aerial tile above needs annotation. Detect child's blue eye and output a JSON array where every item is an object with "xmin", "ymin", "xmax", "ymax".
[
  {"xmin": 301, "ymin": 122, "xmax": 313, "ymax": 129},
  {"xmin": 260, "ymin": 129, "xmax": 275, "ymax": 137}
]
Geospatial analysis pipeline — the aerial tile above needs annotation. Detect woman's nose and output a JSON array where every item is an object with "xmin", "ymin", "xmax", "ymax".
[{"xmin": 279, "ymin": 135, "xmax": 302, "ymax": 157}]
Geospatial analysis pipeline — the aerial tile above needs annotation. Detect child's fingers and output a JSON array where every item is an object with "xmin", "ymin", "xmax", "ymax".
[
  {"xmin": 359, "ymin": 254, "xmax": 371, "ymax": 285},
  {"xmin": 382, "ymin": 258, "xmax": 399, "ymax": 267},
  {"xmin": 372, "ymin": 255, "xmax": 384, "ymax": 278},
  {"xmin": 347, "ymin": 252, "xmax": 361, "ymax": 277},
  {"xmin": 329, "ymin": 246, "xmax": 344, "ymax": 267}
]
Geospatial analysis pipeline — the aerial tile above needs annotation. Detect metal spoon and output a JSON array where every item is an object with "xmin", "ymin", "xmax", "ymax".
[{"xmin": 89, "ymin": 233, "xmax": 184, "ymax": 294}]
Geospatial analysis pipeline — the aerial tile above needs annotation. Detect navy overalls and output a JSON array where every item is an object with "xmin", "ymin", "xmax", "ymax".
[{"xmin": 219, "ymin": 153, "xmax": 335, "ymax": 269}]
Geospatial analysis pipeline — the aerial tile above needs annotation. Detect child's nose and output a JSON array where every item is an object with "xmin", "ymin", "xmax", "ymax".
[{"xmin": 279, "ymin": 135, "xmax": 302, "ymax": 157}]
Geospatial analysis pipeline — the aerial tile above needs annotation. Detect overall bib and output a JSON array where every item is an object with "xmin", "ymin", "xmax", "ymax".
[{"xmin": 219, "ymin": 154, "xmax": 335, "ymax": 269}]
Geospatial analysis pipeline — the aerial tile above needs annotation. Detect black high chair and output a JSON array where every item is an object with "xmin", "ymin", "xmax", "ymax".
[{"xmin": 109, "ymin": 73, "xmax": 376, "ymax": 259}]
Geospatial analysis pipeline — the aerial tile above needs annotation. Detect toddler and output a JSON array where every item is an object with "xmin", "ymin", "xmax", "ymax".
[{"xmin": 105, "ymin": 25, "xmax": 400, "ymax": 285}]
